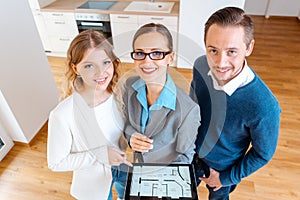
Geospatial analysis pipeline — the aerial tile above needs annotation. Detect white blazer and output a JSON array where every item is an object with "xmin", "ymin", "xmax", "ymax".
[{"xmin": 47, "ymin": 93, "xmax": 124, "ymax": 200}]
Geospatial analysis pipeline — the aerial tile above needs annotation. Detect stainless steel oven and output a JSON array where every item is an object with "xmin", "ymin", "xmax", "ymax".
[
  {"xmin": 75, "ymin": 1, "xmax": 117, "ymax": 45},
  {"xmin": 75, "ymin": 13, "xmax": 113, "ymax": 45}
]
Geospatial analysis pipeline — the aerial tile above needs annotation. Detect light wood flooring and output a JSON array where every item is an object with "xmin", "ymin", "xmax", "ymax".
[{"xmin": 0, "ymin": 16, "xmax": 299, "ymax": 200}]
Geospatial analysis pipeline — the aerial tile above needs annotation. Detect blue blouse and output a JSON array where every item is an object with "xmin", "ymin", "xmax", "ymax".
[{"xmin": 132, "ymin": 74, "xmax": 176, "ymax": 133}]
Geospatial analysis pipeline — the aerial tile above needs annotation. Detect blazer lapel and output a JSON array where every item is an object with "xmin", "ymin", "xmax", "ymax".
[
  {"xmin": 144, "ymin": 107, "xmax": 170, "ymax": 137},
  {"xmin": 128, "ymin": 96, "xmax": 143, "ymax": 133}
]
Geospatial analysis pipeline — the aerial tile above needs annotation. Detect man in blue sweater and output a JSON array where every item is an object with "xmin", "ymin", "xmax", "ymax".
[{"xmin": 190, "ymin": 7, "xmax": 281, "ymax": 199}]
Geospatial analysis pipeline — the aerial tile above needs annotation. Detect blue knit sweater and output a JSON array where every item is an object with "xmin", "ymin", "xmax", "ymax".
[{"xmin": 190, "ymin": 55, "xmax": 281, "ymax": 186}]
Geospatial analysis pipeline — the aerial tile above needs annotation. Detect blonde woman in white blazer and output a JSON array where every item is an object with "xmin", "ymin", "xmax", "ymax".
[{"xmin": 47, "ymin": 30, "xmax": 131, "ymax": 200}]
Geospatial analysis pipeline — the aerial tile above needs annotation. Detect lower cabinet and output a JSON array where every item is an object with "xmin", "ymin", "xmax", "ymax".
[
  {"xmin": 31, "ymin": 10, "xmax": 53, "ymax": 53},
  {"xmin": 110, "ymin": 14, "xmax": 139, "ymax": 63},
  {"xmin": 42, "ymin": 11, "xmax": 79, "ymax": 57}
]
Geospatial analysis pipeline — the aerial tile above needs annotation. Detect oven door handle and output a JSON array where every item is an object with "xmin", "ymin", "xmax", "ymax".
[{"xmin": 80, "ymin": 22, "xmax": 104, "ymax": 27}]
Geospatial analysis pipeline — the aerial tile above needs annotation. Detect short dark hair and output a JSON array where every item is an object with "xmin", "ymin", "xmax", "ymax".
[{"xmin": 204, "ymin": 7, "xmax": 254, "ymax": 48}]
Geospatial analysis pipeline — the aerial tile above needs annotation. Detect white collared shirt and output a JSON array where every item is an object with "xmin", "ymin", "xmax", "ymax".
[{"xmin": 208, "ymin": 60, "xmax": 255, "ymax": 96}]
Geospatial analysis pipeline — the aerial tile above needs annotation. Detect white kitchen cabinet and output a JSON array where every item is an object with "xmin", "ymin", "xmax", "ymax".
[
  {"xmin": 111, "ymin": 14, "xmax": 178, "ymax": 64},
  {"xmin": 110, "ymin": 14, "xmax": 139, "ymax": 63},
  {"xmin": 42, "ymin": 11, "xmax": 79, "ymax": 56},
  {"xmin": 27, "ymin": 0, "xmax": 55, "ymax": 53},
  {"xmin": 31, "ymin": 11, "xmax": 53, "ymax": 52}
]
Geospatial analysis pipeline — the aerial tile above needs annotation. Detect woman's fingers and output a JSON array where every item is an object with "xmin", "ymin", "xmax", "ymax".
[
  {"xmin": 122, "ymin": 158, "xmax": 133, "ymax": 167},
  {"xmin": 107, "ymin": 146, "xmax": 133, "ymax": 166},
  {"xmin": 130, "ymin": 133, "xmax": 153, "ymax": 152},
  {"xmin": 132, "ymin": 133, "xmax": 153, "ymax": 144}
]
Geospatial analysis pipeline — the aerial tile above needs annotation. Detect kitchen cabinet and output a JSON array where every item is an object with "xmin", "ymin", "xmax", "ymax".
[
  {"xmin": 110, "ymin": 14, "xmax": 139, "ymax": 63},
  {"xmin": 31, "ymin": 11, "xmax": 53, "ymax": 52},
  {"xmin": 111, "ymin": 14, "xmax": 178, "ymax": 64},
  {"xmin": 28, "ymin": 0, "xmax": 55, "ymax": 53},
  {"xmin": 42, "ymin": 11, "xmax": 79, "ymax": 56}
]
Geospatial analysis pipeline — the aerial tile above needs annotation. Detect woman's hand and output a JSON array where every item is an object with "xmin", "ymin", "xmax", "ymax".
[
  {"xmin": 130, "ymin": 133, "xmax": 153, "ymax": 152},
  {"xmin": 107, "ymin": 146, "xmax": 132, "ymax": 167}
]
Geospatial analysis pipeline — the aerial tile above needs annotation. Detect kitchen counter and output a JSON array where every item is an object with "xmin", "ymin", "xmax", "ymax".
[{"xmin": 41, "ymin": 0, "xmax": 179, "ymax": 16}]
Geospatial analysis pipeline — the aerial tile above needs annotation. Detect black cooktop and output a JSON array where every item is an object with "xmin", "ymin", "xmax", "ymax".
[{"xmin": 77, "ymin": 1, "xmax": 117, "ymax": 10}]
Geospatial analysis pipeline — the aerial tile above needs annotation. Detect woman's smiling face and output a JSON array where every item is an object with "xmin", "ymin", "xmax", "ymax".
[
  {"xmin": 133, "ymin": 32, "xmax": 174, "ymax": 85},
  {"xmin": 73, "ymin": 48, "xmax": 114, "ymax": 92}
]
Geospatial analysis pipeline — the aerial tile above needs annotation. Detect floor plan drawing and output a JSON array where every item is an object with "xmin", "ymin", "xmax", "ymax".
[{"xmin": 129, "ymin": 165, "xmax": 193, "ymax": 198}]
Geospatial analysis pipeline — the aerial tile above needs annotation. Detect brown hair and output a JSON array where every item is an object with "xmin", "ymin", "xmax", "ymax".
[
  {"xmin": 204, "ymin": 7, "xmax": 254, "ymax": 48},
  {"xmin": 132, "ymin": 23, "xmax": 173, "ymax": 51},
  {"xmin": 64, "ymin": 30, "xmax": 120, "ymax": 98}
]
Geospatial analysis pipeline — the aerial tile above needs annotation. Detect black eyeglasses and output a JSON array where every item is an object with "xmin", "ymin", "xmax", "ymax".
[{"xmin": 130, "ymin": 51, "xmax": 171, "ymax": 60}]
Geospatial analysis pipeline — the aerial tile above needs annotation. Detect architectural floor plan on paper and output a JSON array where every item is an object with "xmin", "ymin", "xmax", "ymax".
[{"xmin": 130, "ymin": 165, "xmax": 192, "ymax": 198}]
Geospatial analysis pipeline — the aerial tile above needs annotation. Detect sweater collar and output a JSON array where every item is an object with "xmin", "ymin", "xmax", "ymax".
[{"xmin": 208, "ymin": 60, "xmax": 255, "ymax": 96}]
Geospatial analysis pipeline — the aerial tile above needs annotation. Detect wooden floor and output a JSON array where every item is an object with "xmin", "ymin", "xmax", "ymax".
[{"xmin": 0, "ymin": 16, "xmax": 299, "ymax": 200}]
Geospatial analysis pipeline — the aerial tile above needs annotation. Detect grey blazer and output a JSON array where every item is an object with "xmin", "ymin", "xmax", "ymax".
[{"xmin": 123, "ymin": 76, "xmax": 201, "ymax": 164}]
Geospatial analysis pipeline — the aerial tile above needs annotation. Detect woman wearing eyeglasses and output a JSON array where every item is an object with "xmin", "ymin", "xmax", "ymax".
[{"xmin": 122, "ymin": 23, "xmax": 201, "ymax": 164}]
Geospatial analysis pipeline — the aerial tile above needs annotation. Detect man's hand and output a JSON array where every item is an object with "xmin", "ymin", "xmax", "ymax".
[
  {"xmin": 107, "ymin": 146, "xmax": 132, "ymax": 167},
  {"xmin": 130, "ymin": 133, "xmax": 153, "ymax": 152},
  {"xmin": 200, "ymin": 168, "xmax": 223, "ymax": 191}
]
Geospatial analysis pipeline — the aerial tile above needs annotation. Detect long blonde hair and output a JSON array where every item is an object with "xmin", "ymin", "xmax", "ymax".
[{"xmin": 64, "ymin": 30, "xmax": 120, "ymax": 99}]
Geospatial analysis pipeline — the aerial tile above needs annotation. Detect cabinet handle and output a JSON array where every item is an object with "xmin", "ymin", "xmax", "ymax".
[
  {"xmin": 54, "ymin": 22, "xmax": 66, "ymax": 24},
  {"xmin": 52, "ymin": 13, "xmax": 64, "ymax": 16},
  {"xmin": 117, "ymin": 16, "xmax": 130, "ymax": 19},
  {"xmin": 59, "ymin": 38, "xmax": 70, "ymax": 41},
  {"xmin": 151, "ymin": 17, "xmax": 164, "ymax": 20}
]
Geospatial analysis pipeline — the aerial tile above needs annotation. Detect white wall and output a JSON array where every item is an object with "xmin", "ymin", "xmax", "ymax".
[
  {"xmin": 0, "ymin": 0, "xmax": 60, "ymax": 143},
  {"xmin": 244, "ymin": 0, "xmax": 269, "ymax": 15},
  {"xmin": 177, "ymin": 0, "xmax": 245, "ymax": 68},
  {"xmin": 245, "ymin": 0, "xmax": 300, "ymax": 17},
  {"xmin": 266, "ymin": 0, "xmax": 300, "ymax": 18}
]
